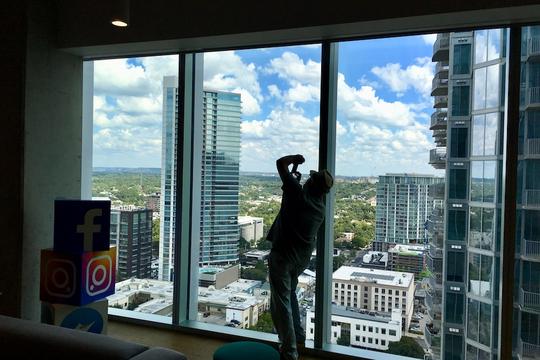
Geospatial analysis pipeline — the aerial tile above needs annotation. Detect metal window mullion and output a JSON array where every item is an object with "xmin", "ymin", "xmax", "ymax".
[
  {"xmin": 314, "ymin": 41, "xmax": 338, "ymax": 349},
  {"xmin": 173, "ymin": 53, "xmax": 204, "ymax": 324},
  {"xmin": 498, "ymin": 26, "xmax": 521, "ymax": 360}
]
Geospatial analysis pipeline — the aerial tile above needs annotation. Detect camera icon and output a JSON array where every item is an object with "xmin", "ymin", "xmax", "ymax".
[
  {"xmin": 45, "ymin": 259, "xmax": 76, "ymax": 298},
  {"xmin": 85, "ymin": 255, "xmax": 112, "ymax": 297}
]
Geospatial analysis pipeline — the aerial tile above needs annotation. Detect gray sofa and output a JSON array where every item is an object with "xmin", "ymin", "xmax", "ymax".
[{"xmin": 0, "ymin": 315, "xmax": 187, "ymax": 360}]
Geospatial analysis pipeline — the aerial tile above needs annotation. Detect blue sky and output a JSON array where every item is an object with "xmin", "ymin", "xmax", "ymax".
[{"xmin": 92, "ymin": 34, "xmax": 444, "ymax": 177}]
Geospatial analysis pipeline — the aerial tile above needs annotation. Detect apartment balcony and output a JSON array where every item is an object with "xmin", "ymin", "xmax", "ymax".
[
  {"xmin": 524, "ymin": 189, "xmax": 540, "ymax": 207},
  {"xmin": 428, "ymin": 182, "xmax": 445, "ymax": 199},
  {"xmin": 428, "ymin": 244, "xmax": 443, "ymax": 260},
  {"xmin": 432, "ymin": 34, "xmax": 450, "ymax": 62},
  {"xmin": 525, "ymin": 87, "xmax": 540, "ymax": 109},
  {"xmin": 525, "ymin": 138, "xmax": 540, "ymax": 157},
  {"xmin": 518, "ymin": 338, "xmax": 540, "ymax": 359},
  {"xmin": 435, "ymin": 61, "xmax": 449, "ymax": 77},
  {"xmin": 433, "ymin": 95, "xmax": 448, "ymax": 108},
  {"xmin": 519, "ymin": 288, "xmax": 540, "ymax": 313},
  {"xmin": 429, "ymin": 148, "xmax": 446, "ymax": 169},
  {"xmin": 424, "ymin": 323, "xmax": 441, "ymax": 349},
  {"xmin": 522, "ymin": 239, "xmax": 540, "ymax": 261},
  {"xmin": 431, "ymin": 75, "xmax": 449, "ymax": 96},
  {"xmin": 428, "ymin": 272, "xmax": 443, "ymax": 290},
  {"xmin": 430, "ymin": 110, "xmax": 447, "ymax": 130},
  {"xmin": 525, "ymin": 36, "xmax": 540, "ymax": 60}
]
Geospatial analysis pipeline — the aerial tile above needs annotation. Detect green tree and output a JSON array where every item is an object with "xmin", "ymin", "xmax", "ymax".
[
  {"xmin": 152, "ymin": 218, "xmax": 160, "ymax": 242},
  {"xmin": 252, "ymin": 312, "xmax": 275, "ymax": 333},
  {"xmin": 387, "ymin": 336, "xmax": 425, "ymax": 359},
  {"xmin": 241, "ymin": 260, "xmax": 268, "ymax": 281},
  {"xmin": 333, "ymin": 254, "xmax": 347, "ymax": 271}
]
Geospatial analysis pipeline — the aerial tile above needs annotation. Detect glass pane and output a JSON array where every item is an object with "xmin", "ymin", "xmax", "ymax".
[
  {"xmin": 473, "ymin": 67, "xmax": 486, "ymax": 110},
  {"xmin": 486, "ymin": 64, "xmax": 500, "ymax": 109},
  {"xmin": 195, "ymin": 46, "xmax": 321, "ymax": 345},
  {"xmin": 90, "ymin": 55, "xmax": 179, "ymax": 320},
  {"xmin": 475, "ymin": 30, "xmax": 488, "ymax": 64},
  {"xmin": 334, "ymin": 33, "xmax": 443, "ymax": 358},
  {"xmin": 472, "ymin": 114, "xmax": 485, "ymax": 156}
]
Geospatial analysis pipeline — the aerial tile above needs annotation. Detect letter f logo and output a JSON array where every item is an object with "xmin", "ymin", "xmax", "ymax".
[{"xmin": 77, "ymin": 209, "xmax": 102, "ymax": 252}]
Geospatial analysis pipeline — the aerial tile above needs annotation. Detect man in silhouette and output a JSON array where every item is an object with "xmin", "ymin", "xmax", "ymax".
[{"xmin": 267, "ymin": 154, "xmax": 334, "ymax": 360}]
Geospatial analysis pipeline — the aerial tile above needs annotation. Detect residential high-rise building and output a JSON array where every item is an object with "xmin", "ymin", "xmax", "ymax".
[
  {"xmin": 373, "ymin": 173, "xmax": 442, "ymax": 251},
  {"xmin": 158, "ymin": 76, "xmax": 242, "ymax": 280},
  {"xmin": 425, "ymin": 28, "xmax": 540, "ymax": 360},
  {"xmin": 110, "ymin": 205, "xmax": 153, "ymax": 281},
  {"xmin": 515, "ymin": 26, "xmax": 540, "ymax": 360}
]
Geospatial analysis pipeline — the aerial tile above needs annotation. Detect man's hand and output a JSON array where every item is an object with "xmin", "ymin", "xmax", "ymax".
[{"xmin": 293, "ymin": 154, "xmax": 305, "ymax": 165}]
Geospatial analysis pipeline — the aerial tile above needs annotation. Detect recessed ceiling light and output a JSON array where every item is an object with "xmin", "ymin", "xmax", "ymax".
[{"xmin": 111, "ymin": 19, "xmax": 128, "ymax": 27}]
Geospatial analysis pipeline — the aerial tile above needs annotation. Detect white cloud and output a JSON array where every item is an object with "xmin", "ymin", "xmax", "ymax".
[
  {"xmin": 241, "ymin": 105, "xmax": 320, "ymax": 172},
  {"xmin": 203, "ymin": 51, "xmax": 262, "ymax": 116},
  {"xmin": 267, "ymin": 84, "xmax": 282, "ymax": 99},
  {"xmin": 337, "ymin": 73, "xmax": 418, "ymax": 128},
  {"xmin": 371, "ymin": 57, "xmax": 434, "ymax": 97},
  {"xmin": 265, "ymin": 51, "xmax": 321, "ymax": 87},
  {"xmin": 421, "ymin": 34, "xmax": 437, "ymax": 46}
]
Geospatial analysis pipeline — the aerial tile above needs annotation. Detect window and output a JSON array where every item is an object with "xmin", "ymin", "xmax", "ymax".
[
  {"xmin": 447, "ymin": 209, "xmax": 467, "ymax": 242},
  {"xmin": 468, "ymin": 253, "xmax": 493, "ymax": 298},
  {"xmin": 449, "ymin": 168, "xmax": 468, "ymax": 199},
  {"xmin": 469, "ymin": 207, "xmax": 495, "ymax": 250},
  {"xmin": 453, "ymin": 43, "xmax": 472, "ymax": 75},
  {"xmin": 84, "ymin": 24, "xmax": 539, "ymax": 360},
  {"xmin": 92, "ymin": 55, "xmax": 179, "ymax": 317},
  {"xmin": 451, "ymin": 84, "xmax": 470, "ymax": 116},
  {"xmin": 447, "ymin": 251, "xmax": 465, "ymax": 282},
  {"xmin": 445, "ymin": 292, "xmax": 464, "ymax": 324},
  {"xmin": 450, "ymin": 127, "xmax": 468, "ymax": 158}
]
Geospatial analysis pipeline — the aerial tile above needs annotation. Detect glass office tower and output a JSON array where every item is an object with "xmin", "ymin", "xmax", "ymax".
[
  {"xmin": 199, "ymin": 90, "xmax": 241, "ymax": 266},
  {"xmin": 158, "ymin": 76, "xmax": 241, "ymax": 280}
]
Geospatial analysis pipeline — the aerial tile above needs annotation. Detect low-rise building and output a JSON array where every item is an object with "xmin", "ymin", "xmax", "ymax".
[
  {"xmin": 387, "ymin": 244, "xmax": 426, "ymax": 276},
  {"xmin": 361, "ymin": 251, "xmax": 388, "ymax": 270},
  {"xmin": 238, "ymin": 216, "xmax": 264, "ymax": 246},
  {"xmin": 199, "ymin": 264, "xmax": 240, "ymax": 289},
  {"xmin": 306, "ymin": 306, "xmax": 402, "ymax": 351},
  {"xmin": 241, "ymin": 250, "xmax": 270, "ymax": 266},
  {"xmin": 332, "ymin": 266, "xmax": 415, "ymax": 331}
]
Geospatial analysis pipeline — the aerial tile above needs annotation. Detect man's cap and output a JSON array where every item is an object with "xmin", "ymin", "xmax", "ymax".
[{"xmin": 309, "ymin": 169, "xmax": 334, "ymax": 193}]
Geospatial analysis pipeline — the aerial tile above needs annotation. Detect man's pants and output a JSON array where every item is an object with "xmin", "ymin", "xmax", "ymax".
[{"xmin": 268, "ymin": 251, "xmax": 306, "ymax": 360}]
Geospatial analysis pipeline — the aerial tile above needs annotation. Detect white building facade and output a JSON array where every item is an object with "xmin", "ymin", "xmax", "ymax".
[
  {"xmin": 306, "ymin": 307, "xmax": 402, "ymax": 351},
  {"xmin": 332, "ymin": 266, "xmax": 415, "ymax": 331}
]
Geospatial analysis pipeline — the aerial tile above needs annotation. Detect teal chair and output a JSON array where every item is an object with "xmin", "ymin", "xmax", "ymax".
[{"xmin": 213, "ymin": 341, "xmax": 280, "ymax": 360}]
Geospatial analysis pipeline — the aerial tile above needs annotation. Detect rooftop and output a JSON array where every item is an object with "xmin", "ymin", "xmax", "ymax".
[{"xmin": 333, "ymin": 266, "xmax": 414, "ymax": 288}]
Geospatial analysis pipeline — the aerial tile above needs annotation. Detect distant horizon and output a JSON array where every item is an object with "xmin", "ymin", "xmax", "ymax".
[{"xmin": 92, "ymin": 166, "xmax": 443, "ymax": 179}]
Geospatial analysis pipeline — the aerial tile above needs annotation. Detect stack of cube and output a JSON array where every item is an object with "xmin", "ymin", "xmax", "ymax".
[{"xmin": 40, "ymin": 200, "xmax": 116, "ymax": 334}]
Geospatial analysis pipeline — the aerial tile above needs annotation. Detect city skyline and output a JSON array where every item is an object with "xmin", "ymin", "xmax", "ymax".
[{"xmin": 92, "ymin": 35, "xmax": 443, "ymax": 177}]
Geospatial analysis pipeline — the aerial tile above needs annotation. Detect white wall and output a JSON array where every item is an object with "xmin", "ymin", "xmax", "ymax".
[{"xmin": 21, "ymin": 0, "xmax": 83, "ymax": 320}]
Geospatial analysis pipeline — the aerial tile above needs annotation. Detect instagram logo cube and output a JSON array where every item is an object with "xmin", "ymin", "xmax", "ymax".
[
  {"xmin": 54, "ymin": 200, "xmax": 111, "ymax": 254},
  {"xmin": 40, "ymin": 247, "xmax": 116, "ymax": 305}
]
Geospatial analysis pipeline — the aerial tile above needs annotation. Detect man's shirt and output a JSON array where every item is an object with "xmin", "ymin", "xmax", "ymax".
[{"xmin": 267, "ymin": 171, "xmax": 325, "ymax": 268}]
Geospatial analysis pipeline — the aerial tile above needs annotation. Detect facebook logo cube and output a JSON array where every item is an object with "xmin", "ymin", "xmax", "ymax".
[
  {"xmin": 42, "ymin": 299, "xmax": 108, "ymax": 334},
  {"xmin": 54, "ymin": 200, "xmax": 111, "ymax": 253},
  {"xmin": 40, "ymin": 247, "xmax": 116, "ymax": 306}
]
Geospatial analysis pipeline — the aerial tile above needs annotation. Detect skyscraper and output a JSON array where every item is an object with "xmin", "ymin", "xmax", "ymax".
[
  {"xmin": 425, "ymin": 28, "xmax": 540, "ymax": 360},
  {"xmin": 374, "ymin": 173, "xmax": 442, "ymax": 251},
  {"xmin": 158, "ymin": 76, "xmax": 242, "ymax": 281},
  {"xmin": 110, "ymin": 205, "xmax": 153, "ymax": 281}
]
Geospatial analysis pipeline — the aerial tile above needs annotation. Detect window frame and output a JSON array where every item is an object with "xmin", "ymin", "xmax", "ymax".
[{"xmin": 94, "ymin": 24, "xmax": 528, "ymax": 360}]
